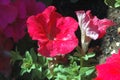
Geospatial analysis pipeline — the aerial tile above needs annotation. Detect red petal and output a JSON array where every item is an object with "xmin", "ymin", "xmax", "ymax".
[
  {"xmin": 38, "ymin": 33, "xmax": 78, "ymax": 57},
  {"xmin": 98, "ymin": 19, "xmax": 115, "ymax": 38}
]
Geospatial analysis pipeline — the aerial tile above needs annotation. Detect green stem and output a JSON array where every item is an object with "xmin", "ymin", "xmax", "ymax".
[
  {"xmin": 76, "ymin": 46, "xmax": 84, "ymax": 67},
  {"xmin": 80, "ymin": 57, "xmax": 83, "ymax": 67},
  {"xmin": 76, "ymin": 46, "xmax": 85, "ymax": 55}
]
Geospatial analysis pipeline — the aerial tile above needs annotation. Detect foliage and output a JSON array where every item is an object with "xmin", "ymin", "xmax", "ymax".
[
  {"xmin": 48, "ymin": 52, "xmax": 96, "ymax": 80},
  {"xmin": 11, "ymin": 48, "xmax": 51, "ymax": 80},
  {"xmin": 10, "ymin": 48, "xmax": 96, "ymax": 80},
  {"xmin": 104, "ymin": 0, "xmax": 120, "ymax": 8}
]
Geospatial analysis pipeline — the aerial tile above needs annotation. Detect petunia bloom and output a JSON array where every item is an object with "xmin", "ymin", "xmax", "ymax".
[
  {"xmin": 75, "ymin": 10, "xmax": 114, "ymax": 53},
  {"xmin": 0, "ymin": 0, "xmax": 17, "ymax": 29},
  {"xmin": 0, "ymin": 0, "xmax": 46, "ymax": 42},
  {"xmin": 27, "ymin": 6, "xmax": 78, "ymax": 57},
  {"xmin": 76, "ymin": 10, "xmax": 114, "ymax": 40},
  {"xmin": 94, "ymin": 49, "xmax": 120, "ymax": 80}
]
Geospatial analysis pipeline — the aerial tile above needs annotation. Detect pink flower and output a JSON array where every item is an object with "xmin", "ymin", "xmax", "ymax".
[
  {"xmin": 94, "ymin": 49, "xmax": 120, "ymax": 80},
  {"xmin": 27, "ymin": 6, "xmax": 78, "ymax": 57},
  {"xmin": 76, "ymin": 10, "xmax": 114, "ymax": 40}
]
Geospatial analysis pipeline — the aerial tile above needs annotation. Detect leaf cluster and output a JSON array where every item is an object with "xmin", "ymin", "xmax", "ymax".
[
  {"xmin": 10, "ymin": 48, "xmax": 52, "ymax": 80},
  {"xmin": 104, "ymin": 0, "xmax": 120, "ymax": 8},
  {"xmin": 10, "ymin": 48, "xmax": 96, "ymax": 80},
  {"xmin": 46, "ymin": 53, "xmax": 96, "ymax": 80}
]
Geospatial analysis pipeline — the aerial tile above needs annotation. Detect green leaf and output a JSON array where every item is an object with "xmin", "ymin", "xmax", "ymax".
[
  {"xmin": 104, "ymin": 0, "xmax": 120, "ymax": 8},
  {"xmin": 82, "ymin": 53, "xmax": 95, "ymax": 61},
  {"xmin": 46, "ymin": 69, "xmax": 53, "ymax": 79},
  {"xmin": 55, "ymin": 73, "xmax": 67, "ymax": 80},
  {"xmin": 20, "ymin": 51, "xmax": 35, "ymax": 75},
  {"xmin": 31, "ymin": 68, "xmax": 47, "ymax": 80},
  {"xmin": 86, "ymin": 68, "xmax": 95, "ymax": 76},
  {"xmin": 68, "ymin": 54, "xmax": 80, "ymax": 63},
  {"xmin": 104, "ymin": 0, "xmax": 116, "ymax": 8},
  {"xmin": 25, "ymin": 51, "xmax": 33, "ymax": 62},
  {"xmin": 10, "ymin": 50, "xmax": 23, "ymax": 64},
  {"xmin": 80, "ymin": 66, "xmax": 95, "ymax": 76},
  {"xmin": 37, "ymin": 54, "xmax": 47, "ymax": 66},
  {"xmin": 30, "ymin": 48, "xmax": 37, "ymax": 63},
  {"xmin": 115, "ymin": 1, "xmax": 120, "ymax": 8},
  {"xmin": 48, "ymin": 61, "xmax": 81, "ymax": 80}
]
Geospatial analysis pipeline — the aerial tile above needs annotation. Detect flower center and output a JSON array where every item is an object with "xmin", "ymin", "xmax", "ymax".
[{"xmin": 47, "ymin": 34, "xmax": 54, "ymax": 40}]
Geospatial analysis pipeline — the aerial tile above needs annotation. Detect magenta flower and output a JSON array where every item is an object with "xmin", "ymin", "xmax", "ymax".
[
  {"xmin": 4, "ymin": 19, "xmax": 26, "ymax": 42},
  {"xmin": 27, "ymin": 6, "xmax": 78, "ymax": 57},
  {"xmin": 76, "ymin": 10, "xmax": 114, "ymax": 40},
  {"xmin": 0, "ymin": 0, "xmax": 46, "ymax": 42},
  {"xmin": 23, "ymin": 0, "xmax": 46, "ymax": 16},
  {"xmin": 0, "ymin": 0, "xmax": 17, "ymax": 29},
  {"xmin": 12, "ymin": 0, "xmax": 46, "ymax": 18},
  {"xmin": 94, "ymin": 49, "xmax": 120, "ymax": 80},
  {"xmin": 0, "ymin": 0, "xmax": 10, "ymax": 5}
]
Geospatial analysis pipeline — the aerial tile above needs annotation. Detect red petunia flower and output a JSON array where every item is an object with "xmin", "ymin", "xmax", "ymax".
[
  {"xmin": 94, "ymin": 49, "xmax": 120, "ymax": 80},
  {"xmin": 27, "ymin": 6, "xmax": 78, "ymax": 57},
  {"xmin": 76, "ymin": 10, "xmax": 114, "ymax": 40}
]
